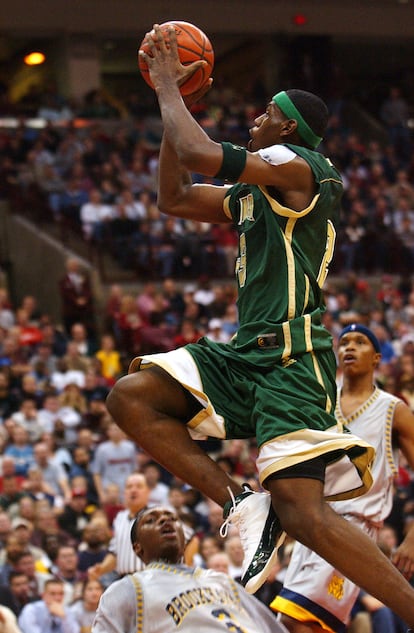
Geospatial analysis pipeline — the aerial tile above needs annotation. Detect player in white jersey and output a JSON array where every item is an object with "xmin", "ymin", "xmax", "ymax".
[
  {"xmin": 92, "ymin": 506, "xmax": 288, "ymax": 633},
  {"xmin": 272, "ymin": 323, "xmax": 414, "ymax": 633}
]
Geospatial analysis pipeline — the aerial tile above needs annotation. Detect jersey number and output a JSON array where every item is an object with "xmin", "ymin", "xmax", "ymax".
[
  {"xmin": 211, "ymin": 608, "xmax": 248, "ymax": 633},
  {"xmin": 317, "ymin": 220, "xmax": 336, "ymax": 288}
]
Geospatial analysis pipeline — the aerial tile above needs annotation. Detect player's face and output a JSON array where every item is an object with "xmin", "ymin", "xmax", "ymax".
[
  {"xmin": 133, "ymin": 507, "xmax": 185, "ymax": 565},
  {"xmin": 337, "ymin": 332, "xmax": 380, "ymax": 375},
  {"xmin": 248, "ymin": 102, "xmax": 287, "ymax": 151}
]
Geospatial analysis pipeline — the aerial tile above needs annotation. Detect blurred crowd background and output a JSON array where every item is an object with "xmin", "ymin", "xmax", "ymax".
[{"xmin": 0, "ymin": 8, "xmax": 414, "ymax": 631}]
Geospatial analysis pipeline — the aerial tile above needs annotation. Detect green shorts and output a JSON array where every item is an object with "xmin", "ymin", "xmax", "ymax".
[
  {"xmin": 130, "ymin": 337, "xmax": 374, "ymax": 499},
  {"xmin": 186, "ymin": 336, "xmax": 337, "ymax": 446}
]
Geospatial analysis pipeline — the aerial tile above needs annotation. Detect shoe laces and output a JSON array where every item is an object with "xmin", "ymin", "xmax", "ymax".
[
  {"xmin": 220, "ymin": 487, "xmax": 238, "ymax": 538},
  {"xmin": 219, "ymin": 484, "xmax": 252, "ymax": 538}
]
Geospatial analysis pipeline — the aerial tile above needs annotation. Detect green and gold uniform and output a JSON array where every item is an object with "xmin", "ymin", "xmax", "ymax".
[{"xmin": 131, "ymin": 144, "xmax": 374, "ymax": 499}]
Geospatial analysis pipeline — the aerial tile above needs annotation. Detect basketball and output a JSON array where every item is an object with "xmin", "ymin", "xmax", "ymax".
[{"xmin": 138, "ymin": 21, "xmax": 214, "ymax": 95}]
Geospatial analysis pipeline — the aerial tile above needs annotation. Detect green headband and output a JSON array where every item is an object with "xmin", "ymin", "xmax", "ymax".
[{"xmin": 272, "ymin": 91, "xmax": 322, "ymax": 149}]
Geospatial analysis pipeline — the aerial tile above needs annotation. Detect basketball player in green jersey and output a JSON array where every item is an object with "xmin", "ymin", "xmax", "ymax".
[{"xmin": 106, "ymin": 24, "xmax": 414, "ymax": 630}]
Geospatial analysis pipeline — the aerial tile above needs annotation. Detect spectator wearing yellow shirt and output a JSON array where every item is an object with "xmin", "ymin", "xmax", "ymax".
[{"xmin": 95, "ymin": 335, "xmax": 122, "ymax": 386}]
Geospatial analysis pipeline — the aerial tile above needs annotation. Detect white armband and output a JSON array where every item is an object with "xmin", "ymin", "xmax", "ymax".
[{"xmin": 258, "ymin": 145, "xmax": 296, "ymax": 166}]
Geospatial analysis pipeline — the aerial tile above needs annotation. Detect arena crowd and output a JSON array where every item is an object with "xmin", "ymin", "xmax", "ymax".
[{"xmin": 0, "ymin": 76, "xmax": 413, "ymax": 632}]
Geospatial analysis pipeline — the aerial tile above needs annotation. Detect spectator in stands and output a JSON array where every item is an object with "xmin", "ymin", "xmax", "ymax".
[
  {"xmin": 4, "ymin": 425, "xmax": 34, "ymax": 478},
  {"xmin": 0, "ymin": 532, "xmax": 28, "ymax": 584},
  {"xmin": 58, "ymin": 258, "xmax": 95, "ymax": 338},
  {"xmin": 0, "ymin": 571, "xmax": 32, "ymax": 617},
  {"xmin": 77, "ymin": 519, "xmax": 110, "ymax": 580},
  {"xmin": 91, "ymin": 422, "xmax": 137, "ymax": 505},
  {"xmin": 0, "ymin": 475, "xmax": 24, "ymax": 515},
  {"xmin": 0, "ymin": 371, "xmax": 20, "ymax": 422},
  {"xmin": 14, "ymin": 551, "xmax": 51, "ymax": 599},
  {"xmin": 21, "ymin": 466, "xmax": 56, "ymax": 508},
  {"xmin": 18, "ymin": 578, "xmax": 79, "ymax": 633},
  {"xmin": 32, "ymin": 441, "xmax": 71, "ymax": 505},
  {"xmin": 380, "ymin": 86, "xmax": 412, "ymax": 161},
  {"xmin": 94, "ymin": 334, "xmax": 122, "ymax": 386},
  {"xmin": 9, "ymin": 399, "xmax": 43, "ymax": 443},
  {"xmin": 87, "ymin": 473, "xmax": 150, "ymax": 582},
  {"xmin": 68, "ymin": 578, "xmax": 104, "ymax": 633},
  {"xmin": 141, "ymin": 461, "xmax": 169, "ymax": 507},
  {"xmin": 57, "ymin": 487, "xmax": 91, "ymax": 544},
  {"xmin": 50, "ymin": 545, "xmax": 83, "ymax": 606},
  {"xmin": 79, "ymin": 188, "xmax": 113, "ymax": 243},
  {"xmin": 0, "ymin": 457, "xmax": 24, "ymax": 493}
]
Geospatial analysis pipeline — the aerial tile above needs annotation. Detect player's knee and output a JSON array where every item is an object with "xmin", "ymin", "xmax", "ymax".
[{"xmin": 106, "ymin": 373, "xmax": 144, "ymax": 419}]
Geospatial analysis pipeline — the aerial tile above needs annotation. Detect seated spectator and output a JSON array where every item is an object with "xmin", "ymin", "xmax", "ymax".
[
  {"xmin": 4, "ymin": 425, "xmax": 34, "ymax": 478},
  {"xmin": 18, "ymin": 578, "xmax": 80, "ymax": 633},
  {"xmin": 68, "ymin": 323, "xmax": 95, "ymax": 359},
  {"xmin": 57, "ymin": 487, "xmax": 92, "ymax": 544},
  {"xmin": 9, "ymin": 399, "xmax": 44, "ymax": 443},
  {"xmin": 0, "ymin": 457, "xmax": 25, "ymax": 493},
  {"xmin": 21, "ymin": 466, "xmax": 56, "ymax": 508},
  {"xmin": 0, "ymin": 533, "xmax": 29, "ymax": 584},
  {"xmin": 68, "ymin": 578, "xmax": 104, "ymax": 633},
  {"xmin": 0, "ymin": 511, "xmax": 12, "ymax": 549},
  {"xmin": 0, "ymin": 571, "xmax": 32, "ymax": 617},
  {"xmin": 68, "ymin": 445, "xmax": 98, "ymax": 507},
  {"xmin": 14, "ymin": 550, "xmax": 52, "ymax": 599},
  {"xmin": 50, "ymin": 359, "xmax": 86, "ymax": 393},
  {"xmin": 0, "ymin": 474, "xmax": 24, "ymax": 515},
  {"xmin": 0, "ymin": 371, "xmax": 20, "ymax": 421},
  {"xmin": 32, "ymin": 441, "xmax": 71, "ymax": 505},
  {"xmin": 81, "ymin": 369, "xmax": 109, "ymax": 405},
  {"xmin": 50, "ymin": 545, "xmax": 84, "ymax": 606},
  {"xmin": 91, "ymin": 422, "xmax": 138, "ymax": 505},
  {"xmin": 30, "ymin": 507, "xmax": 75, "ymax": 564},
  {"xmin": 56, "ymin": 177, "xmax": 89, "ymax": 225},
  {"xmin": 223, "ymin": 535, "xmax": 244, "ymax": 580},
  {"xmin": 94, "ymin": 334, "xmax": 122, "ymax": 386},
  {"xmin": 77, "ymin": 519, "xmax": 111, "ymax": 580},
  {"xmin": 79, "ymin": 188, "xmax": 113, "ymax": 243},
  {"xmin": 142, "ymin": 461, "xmax": 170, "ymax": 507},
  {"xmin": 100, "ymin": 483, "xmax": 123, "ymax": 526}
]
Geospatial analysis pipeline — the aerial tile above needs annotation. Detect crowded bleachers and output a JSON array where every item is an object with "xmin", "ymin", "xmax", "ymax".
[
  {"xmin": 0, "ymin": 74, "xmax": 414, "ymax": 631},
  {"xmin": 1, "ymin": 80, "xmax": 414, "ymax": 280}
]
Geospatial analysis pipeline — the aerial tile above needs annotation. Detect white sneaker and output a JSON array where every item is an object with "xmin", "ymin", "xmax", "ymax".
[{"xmin": 221, "ymin": 485, "xmax": 286, "ymax": 594}]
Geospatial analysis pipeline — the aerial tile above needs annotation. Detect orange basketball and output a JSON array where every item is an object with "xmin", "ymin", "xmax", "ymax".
[{"xmin": 138, "ymin": 21, "xmax": 214, "ymax": 95}]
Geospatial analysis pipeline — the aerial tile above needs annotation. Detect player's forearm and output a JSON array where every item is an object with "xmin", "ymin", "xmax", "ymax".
[
  {"xmin": 156, "ymin": 83, "xmax": 221, "ymax": 176},
  {"xmin": 157, "ymin": 134, "xmax": 193, "ymax": 215}
]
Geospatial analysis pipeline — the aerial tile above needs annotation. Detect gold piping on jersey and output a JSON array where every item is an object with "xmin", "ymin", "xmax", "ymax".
[
  {"xmin": 259, "ymin": 185, "xmax": 319, "ymax": 218},
  {"xmin": 320, "ymin": 177, "xmax": 343, "ymax": 186},
  {"xmin": 310, "ymin": 350, "xmax": 332, "ymax": 412},
  {"xmin": 131, "ymin": 575, "xmax": 144, "ymax": 633},
  {"xmin": 304, "ymin": 314, "xmax": 313, "ymax": 352},
  {"xmin": 385, "ymin": 399, "xmax": 398, "ymax": 476},
  {"xmin": 284, "ymin": 217, "xmax": 297, "ymax": 320},
  {"xmin": 335, "ymin": 387, "xmax": 381, "ymax": 426},
  {"xmin": 335, "ymin": 386, "xmax": 399, "ymax": 474},
  {"xmin": 223, "ymin": 193, "xmax": 232, "ymax": 219},
  {"xmin": 281, "ymin": 321, "xmax": 292, "ymax": 360},
  {"xmin": 303, "ymin": 275, "xmax": 310, "ymax": 314}
]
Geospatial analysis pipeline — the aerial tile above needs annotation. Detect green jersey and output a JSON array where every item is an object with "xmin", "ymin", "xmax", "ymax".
[{"xmin": 220, "ymin": 143, "xmax": 343, "ymax": 366}]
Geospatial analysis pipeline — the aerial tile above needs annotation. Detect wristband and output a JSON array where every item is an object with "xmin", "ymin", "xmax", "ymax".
[{"xmin": 215, "ymin": 141, "xmax": 247, "ymax": 182}]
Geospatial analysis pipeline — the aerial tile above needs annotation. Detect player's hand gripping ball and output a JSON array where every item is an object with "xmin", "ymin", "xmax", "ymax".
[{"xmin": 138, "ymin": 21, "xmax": 214, "ymax": 95}]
